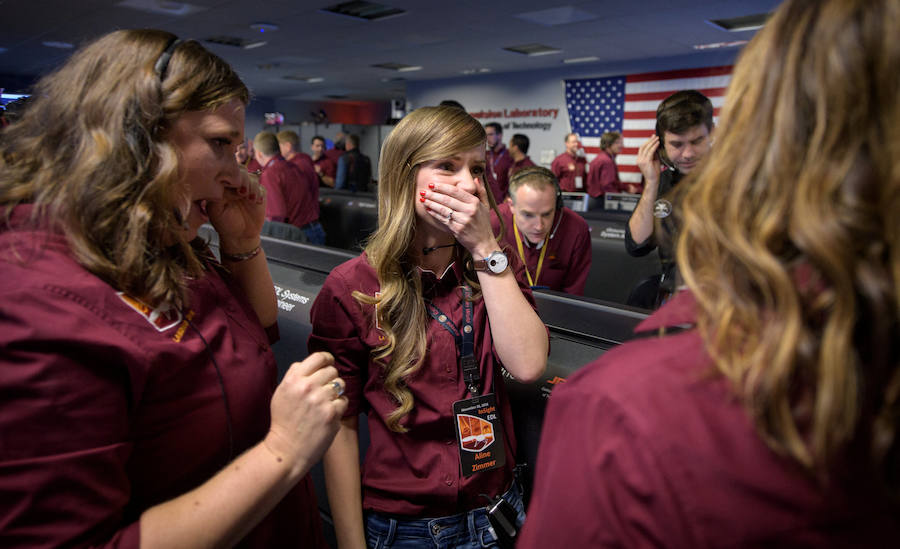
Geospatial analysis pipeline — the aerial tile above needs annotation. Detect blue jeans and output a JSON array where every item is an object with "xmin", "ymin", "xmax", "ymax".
[
  {"xmin": 302, "ymin": 221, "xmax": 326, "ymax": 245},
  {"xmin": 364, "ymin": 482, "xmax": 526, "ymax": 549}
]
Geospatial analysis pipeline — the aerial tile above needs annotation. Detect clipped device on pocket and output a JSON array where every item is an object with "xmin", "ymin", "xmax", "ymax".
[{"xmin": 486, "ymin": 495, "xmax": 518, "ymax": 549}]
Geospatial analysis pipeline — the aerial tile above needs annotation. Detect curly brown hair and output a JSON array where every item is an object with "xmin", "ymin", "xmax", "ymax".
[
  {"xmin": 678, "ymin": 0, "xmax": 900, "ymax": 491},
  {"xmin": 0, "ymin": 30, "xmax": 249, "ymax": 308}
]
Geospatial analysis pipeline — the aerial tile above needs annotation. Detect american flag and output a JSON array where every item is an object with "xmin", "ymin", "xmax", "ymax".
[{"xmin": 564, "ymin": 66, "xmax": 732, "ymax": 184}]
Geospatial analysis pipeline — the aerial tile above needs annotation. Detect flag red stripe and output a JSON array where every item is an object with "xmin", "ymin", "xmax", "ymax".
[
  {"xmin": 624, "ymin": 107, "xmax": 720, "ymax": 120},
  {"xmin": 619, "ymin": 165, "xmax": 641, "ymax": 173},
  {"xmin": 625, "ymin": 65, "xmax": 733, "ymax": 83},
  {"xmin": 622, "ymin": 129, "xmax": 656, "ymax": 139},
  {"xmin": 625, "ymin": 87, "xmax": 727, "ymax": 102}
]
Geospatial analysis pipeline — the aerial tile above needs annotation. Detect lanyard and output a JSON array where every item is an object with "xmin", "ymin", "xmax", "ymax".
[
  {"xmin": 426, "ymin": 285, "xmax": 480, "ymax": 396},
  {"xmin": 512, "ymin": 216, "xmax": 549, "ymax": 288}
]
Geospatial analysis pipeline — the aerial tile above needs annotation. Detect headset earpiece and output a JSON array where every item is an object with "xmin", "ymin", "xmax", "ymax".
[{"xmin": 510, "ymin": 166, "xmax": 564, "ymax": 210}]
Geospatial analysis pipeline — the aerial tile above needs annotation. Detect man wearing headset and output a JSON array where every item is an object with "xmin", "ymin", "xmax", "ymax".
[
  {"xmin": 625, "ymin": 90, "xmax": 713, "ymax": 307},
  {"xmin": 491, "ymin": 167, "xmax": 592, "ymax": 295}
]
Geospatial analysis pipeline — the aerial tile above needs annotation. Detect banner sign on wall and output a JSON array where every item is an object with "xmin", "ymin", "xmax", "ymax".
[
  {"xmin": 564, "ymin": 66, "xmax": 732, "ymax": 183},
  {"xmin": 469, "ymin": 107, "xmax": 560, "ymax": 132}
]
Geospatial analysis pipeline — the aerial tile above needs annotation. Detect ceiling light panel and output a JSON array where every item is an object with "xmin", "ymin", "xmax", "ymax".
[
  {"xmin": 117, "ymin": 0, "xmax": 207, "ymax": 16},
  {"xmin": 515, "ymin": 6, "xmax": 598, "ymax": 27},
  {"xmin": 372, "ymin": 62, "xmax": 422, "ymax": 72},
  {"xmin": 707, "ymin": 12, "xmax": 770, "ymax": 32},
  {"xmin": 321, "ymin": 1, "xmax": 406, "ymax": 21},
  {"xmin": 502, "ymin": 43, "xmax": 562, "ymax": 56}
]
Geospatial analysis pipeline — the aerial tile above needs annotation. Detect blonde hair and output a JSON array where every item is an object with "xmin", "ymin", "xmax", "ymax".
[
  {"xmin": 0, "ymin": 30, "xmax": 249, "ymax": 308},
  {"xmin": 678, "ymin": 0, "xmax": 900, "ymax": 489},
  {"xmin": 254, "ymin": 131, "xmax": 280, "ymax": 156},
  {"xmin": 356, "ymin": 106, "xmax": 500, "ymax": 432},
  {"xmin": 276, "ymin": 130, "xmax": 299, "ymax": 148}
]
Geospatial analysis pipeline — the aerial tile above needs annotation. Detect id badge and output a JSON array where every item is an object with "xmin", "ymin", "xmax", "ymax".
[
  {"xmin": 574, "ymin": 175, "xmax": 583, "ymax": 189},
  {"xmin": 453, "ymin": 393, "xmax": 507, "ymax": 477}
]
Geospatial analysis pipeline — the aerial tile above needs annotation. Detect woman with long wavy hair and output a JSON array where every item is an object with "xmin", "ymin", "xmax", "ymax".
[
  {"xmin": 0, "ymin": 29, "xmax": 346, "ymax": 547},
  {"xmin": 520, "ymin": 0, "xmax": 899, "ymax": 546},
  {"xmin": 309, "ymin": 105, "xmax": 548, "ymax": 548}
]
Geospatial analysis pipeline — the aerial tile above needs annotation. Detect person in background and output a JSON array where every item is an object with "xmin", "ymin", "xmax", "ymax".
[
  {"xmin": 507, "ymin": 133, "xmax": 536, "ymax": 181},
  {"xmin": 276, "ymin": 130, "xmax": 315, "ymax": 174},
  {"xmin": 587, "ymin": 131, "xmax": 639, "ymax": 202},
  {"xmin": 254, "ymin": 131, "xmax": 325, "ymax": 245},
  {"xmin": 520, "ymin": 0, "xmax": 900, "ymax": 546},
  {"xmin": 625, "ymin": 90, "xmax": 714, "ymax": 308},
  {"xmin": 491, "ymin": 167, "xmax": 591, "ymax": 295},
  {"xmin": 310, "ymin": 134, "xmax": 336, "ymax": 187},
  {"xmin": 550, "ymin": 132, "xmax": 587, "ymax": 192},
  {"xmin": 484, "ymin": 122, "xmax": 513, "ymax": 202},
  {"xmin": 325, "ymin": 131, "xmax": 346, "ymax": 164},
  {"xmin": 334, "ymin": 133, "xmax": 372, "ymax": 192},
  {"xmin": 310, "ymin": 106, "xmax": 548, "ymax": 549},
  {"xmin": 0, "ymin": 29, "xmax": 346, "ymax": 547},
  {"xmin": 236, "ymin": 139, "xmax": 262, "ymax": 173}
]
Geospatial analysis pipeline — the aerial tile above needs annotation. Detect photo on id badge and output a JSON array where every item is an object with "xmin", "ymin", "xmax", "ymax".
[{"xmin": 454, "ymin": 394, "xmax": 506, "ymax": 477}]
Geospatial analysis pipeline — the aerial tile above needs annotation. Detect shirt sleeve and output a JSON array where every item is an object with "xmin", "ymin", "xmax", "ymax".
[
  {"xmin": 0, "ymin": 291, "xmax": 142, "ymax": 548},
  {"xmin": 599, "ymin": 159, "xmax": 620, "ymax": 195},
  {"xmin": 625, "ymin": 218, "xmax": 658, "ymax": 257},
  {"xmin": 261, "ymin": 170, "xmax": 287, "ymax": 223},
  {"xmin": 322, "ymin": 158, "xmax": 337, "ymax": 178},
  {"xmin": 562, "ymin": 221, "xmax": 592, "ymax": 295},
  {"xmin": 550, "ymin": 156, "xmax": 564, "ymax": 178},
  {"xmin": 307, "ymin": 271, "xmax": 370, "ymax": 417},
  {"xmin": 518, "ymin": 380, "xmax": 695, "ymax": 548}
]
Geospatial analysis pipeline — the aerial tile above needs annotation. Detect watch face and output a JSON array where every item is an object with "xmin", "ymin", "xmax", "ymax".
[{"xmin": 487, "ymin": 251, "xmax": 508, "ymax": 273}]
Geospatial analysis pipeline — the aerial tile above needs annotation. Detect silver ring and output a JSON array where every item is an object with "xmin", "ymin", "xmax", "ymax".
[{"xmin": 331, "ymin": 379, "xmax": 344, "ymax": 398}]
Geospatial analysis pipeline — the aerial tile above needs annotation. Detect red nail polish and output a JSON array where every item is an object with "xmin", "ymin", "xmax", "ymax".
[
  {"xmin": 249, "ymin": 193, "xmax": 255, "ymax": 200},
  {"xmin": 419, "ymin": 191, "xmax": 426, "ymax": 196},
  {"xmin": 239, "ymin": 187, "xmax": 247, "ymax": 194},
  {"xmin": 428, "ymin": 184, "xmax": 435, "ymax": 189},
  {"xmin": 419, "ymin": 197, "xmax": 425, "ymax": 202}
]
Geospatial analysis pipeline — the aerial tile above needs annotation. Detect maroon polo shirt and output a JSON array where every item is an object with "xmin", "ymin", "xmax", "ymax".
[
  {"xmin": 508, "ymin": 156, "xmax": 536, "ymax": 181},
  {"xmin": 245, "ymin": 157, "xmax": 262, "ymax": 173},
  {"xmin": 550, "ymin": 152, "xmax": 588, "ymax": 192},
  {"xmin": 286, "ymin": 151, "xmax": 315, "ymax": 173},
  {"xmin": 286, "ymin": 152, "xmax": 320, "ymax": 212},
  {"xmin": 491, "ymin": 202, "xmax": 591, "ymax": 295},
  {"xmin": 586, "ymin": 150, "xmax": 622, "ymax": 197},
  {"xmin": 486, "ymin": 144, "xmax": 514, "ymax": 202},
  {"xmin": 260, "ymin": 155, "xmax": 318, "ymax": 228},
  {"xmin": 0, "ymin": 205, "xmax": 325, "ymax": 548},
  {"xmin": 311, "ymin": 155, "xmax": 336, "ymax": 186},
  {"xmin": 519, "ymin": 291, "xmax": 900, "ymax": 548},
  {"xmin": 308, "ymin": 252, "xmax": 539, "ymax": 517},
  {"xmin": 324, "ymin": 147, "xmax": 343, "ymax": 164}
]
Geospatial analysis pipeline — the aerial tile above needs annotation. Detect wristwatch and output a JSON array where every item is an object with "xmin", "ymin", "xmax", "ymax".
[{"xmin": 473, "ymin": 251, "xmax": 509, "ymax": 274}]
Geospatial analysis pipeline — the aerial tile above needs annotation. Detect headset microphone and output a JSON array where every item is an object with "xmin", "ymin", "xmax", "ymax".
[{"xmin": 422, "ymin": 243, "xmax": 455, "ymax": 256}]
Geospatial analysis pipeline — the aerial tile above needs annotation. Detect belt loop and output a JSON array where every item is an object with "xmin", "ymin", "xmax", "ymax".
[
  {"xmin": 385, "ymin": 517, "xmax": 398, "ymax": 545},
  {"xmin": 467, "ymin": 510, "xmax": 478, "ymax": 544}
]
